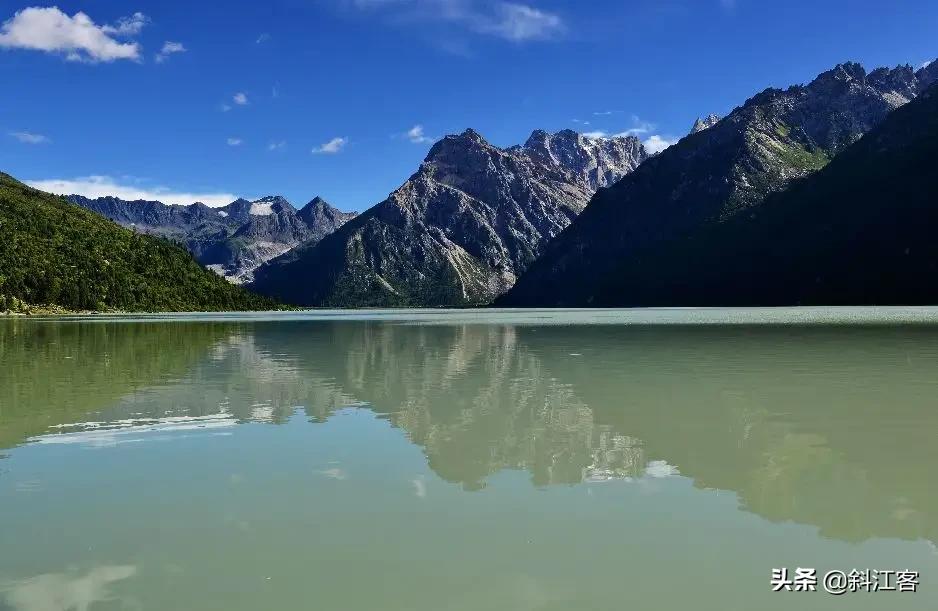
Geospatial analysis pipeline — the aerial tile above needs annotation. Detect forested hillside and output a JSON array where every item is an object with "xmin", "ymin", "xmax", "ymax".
[{"xmin": 0, "ymin": 172, "xmax": 276, "ymax": 312}]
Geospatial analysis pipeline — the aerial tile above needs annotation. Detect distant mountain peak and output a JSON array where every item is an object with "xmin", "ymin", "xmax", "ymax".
[
  {"xmin": 690, "ymin": 114, "xmax": 721, "ymax": 134},
  {"xmin": 430, "ymin": 128, "xmax": 488, "ymax": 151},
  {"xmin": 422, "ymin": 128, "xmax": 501, "ymax": 170},
  {"xmin": 522, "ymin": 127, "xmax": 647, "ymax": 190},
  {"xmin": 245, "ymin": 196, "xmax": 293, "ymax": 216},
  {"xmin": 915, "ymin": 58, "xmax": 938, "ymax": 90},
  {"xmin": 298, "ymin": 196, "xmax": 356, "ymax": 226},
  {"xmin": 300, "ymin": 196, "xmax": 332, "ymax": 212},
  {"xmin": 69, "ymin": 190, "xmax": 351, "ymax": 285}
]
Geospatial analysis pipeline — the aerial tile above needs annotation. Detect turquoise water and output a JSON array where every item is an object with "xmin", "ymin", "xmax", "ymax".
[{"xmin": 2, "ymin": 310, "xmax": 937, "ymax": 610}]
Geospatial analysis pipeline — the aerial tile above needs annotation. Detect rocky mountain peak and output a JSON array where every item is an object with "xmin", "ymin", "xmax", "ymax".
[
  {"xmin": 250, "ymin": 195, "xmax": 294, "ymax": 213},
  {"xmin": 219, "ymin": 198, "xmax": 254, "ymax": 223},
  {"xmin": 690, "ymin": 114, "xmax": 721, "ymax": 134},
  {"xmin": 422, "ymin": 129, "xmax": 501, "ymax": 173},
  {"xmin": 916, "ymin": 59, "xmax": 938, "ymax": 90},
  {"xmin": 521, "ymin": 128, "xmax": 648, "ymax": 190},
  {"xmin": 801, "ymin": 62, "xmax": 870, "ymax": 101},
  {"xmin": 301, "ymin": 196, "xmax": 330, "ymax": 212},
  {"xmin": 298, "ymin": 196, "xmax": 357, "ymax": 228},
  {"xmin": 818, "ymin": 61, "xmax": 867, "ymax": 83},
  {"xmin": 524, "ymin": 128, "xmax": 550, "ymax": 144}
]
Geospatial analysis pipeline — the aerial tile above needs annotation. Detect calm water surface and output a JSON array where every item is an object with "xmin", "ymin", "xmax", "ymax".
[{"xmin": 2, "ymin": 309, "xmax": 938, "ymax": 610}]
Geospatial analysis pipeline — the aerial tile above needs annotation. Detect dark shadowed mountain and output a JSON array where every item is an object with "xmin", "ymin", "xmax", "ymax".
[
  {"xmin": 68, "ymin": 194, "xmax": 356, "ymax": 284},
  {"xmin": 249, "ymin": 129, "xmax": 648, "ymax": 307},
  {"xmin": 499, "ymin": 60, "xmax": 938, "ymax": 307},
  {"xmin": 526, "ymin": 81, "xmax": 938, "ymax": 306}
]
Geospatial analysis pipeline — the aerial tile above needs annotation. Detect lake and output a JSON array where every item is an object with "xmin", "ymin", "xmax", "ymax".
[{"xmin": 2, "ymin": 309, "xmax": 938, "ymax": 610}]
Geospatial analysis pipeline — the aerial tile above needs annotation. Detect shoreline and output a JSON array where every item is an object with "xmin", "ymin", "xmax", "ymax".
[{"xmin": 7, "ymin": 305, "xmax": 938, "ymax": 326}]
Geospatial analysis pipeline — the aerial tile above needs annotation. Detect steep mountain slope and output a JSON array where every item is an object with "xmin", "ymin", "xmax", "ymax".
[
  {"xmin": 249, "ymin": 129, "xmax": 648, "ymax": 307},
  {"xmin": 0, "ymin": 173, "xmax": 275, "ymax": 312},
  {"xmin": 69, "ymin": 194, "xmax": 355, "ymax": 283},
  {"xmin": 500, "ymin": 60, "xmax": 938, "ymax": 306},
  {"xmin": 549, "ymin": 81, "xmax": 938, "ymax": 306}
]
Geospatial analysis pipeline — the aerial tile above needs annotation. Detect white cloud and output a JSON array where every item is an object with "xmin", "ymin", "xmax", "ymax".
[
  {"xmin": 312, "ymin": 137, "xmax": 348, "ymax": 154},
  {"xmin": 227, "ymin": 137, "xmax": 243, "ymax": 146},
  {"xmin": 613, "ymin": 116, "xmax": 655, "ymax": 136},
  {"xmin": 10, "ymin": 131, "xmax": 49, "ymax": 144},
  {"xmin": 481, "ymin": 3, "xmax": 563, "ymax": 42},
  {"xmin": 0, "ymin": 7, "xmax": 143, "ymax": 62},
  {"xmin": 580, "ymin": 115, "xmax": 656, "ymax": 139},
  {"xmin": 405, "ymin": 124, "xmax": 433, "ymax": 143},
  {"xmin": 101, "ymin": 12, "xmax": 149, "ymax": 36},
  {"xmin": 571, "ymin": 118, "xmax": 590, "ymax": 125},
  {"xmin": 256, "ymin": 32, "xmax": 271, "ymax": 44},
  {"xmin": 268, "ymin": 140, "xmax": 286, "ymax": 151},
  {"xmin": 155, "ymin": 40, "xmax": 186, "ymax": 63},
  {"xmin": 592, "ymin": 110, "xmax": 621, "ymax": 116},
  {"xmin": 220, "ymin": 103, "xmax": 232, "ymax": 112},
  {"xmin": 26, "ymin": 176, "xmax": 239, "ymax": 207},
  {"xmin": 233, "ymin": 92, "xmax": 249, "ymax": 105},
  {"xmin": 349, "ymin": 0, "xmax": 564, "ymax": 43},
  {"xmin": 643, "ymin": 134, "xmax": 677, "ymax": 154}
]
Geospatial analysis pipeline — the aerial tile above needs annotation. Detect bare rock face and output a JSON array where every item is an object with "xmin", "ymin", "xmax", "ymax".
[
  {"xmin": 500, "ymin": 59, "xmax": 938, "ymax": 307},
  {"xmin": 69, "ymin": 194, "xmax": 355, "ymax": 284},
  {"xmin": 690, "ymin": 114, "xmax": 721, "ymax": 134},
  {"xmin": 249, "ymin": 129, "xmax": 648, "ymax": 306},
  {"xmin": 520, "ymin": 129, "xmax": 647, "ymax": 189}
]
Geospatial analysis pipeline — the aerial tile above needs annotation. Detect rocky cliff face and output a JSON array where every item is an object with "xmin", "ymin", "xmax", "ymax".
[
  {"xmin": 690, "ymin": 114, "xmax": 721, "ymax": 134},
  {"xmin": 519, "ymin": 129, "xmax": 647, "ymax": 189},
  {"xmin": 249, "ymin": 128, "xmax": 648, "ymax": 306},
  {"xmin": 499, "ymin": 59, "xmax": 938, "ymax": 307},
  {"xmin": 69, "ymin": 194, "xmax": 355, "ymax": 284}
]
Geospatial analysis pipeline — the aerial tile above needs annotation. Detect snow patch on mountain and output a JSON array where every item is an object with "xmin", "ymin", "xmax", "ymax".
[{"xmin": 249, "ymin": 201, "xmax": 274, "ymax": 216}]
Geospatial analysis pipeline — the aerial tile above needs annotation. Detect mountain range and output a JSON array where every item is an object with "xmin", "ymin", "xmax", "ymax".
[
  {"xmin": 248, "ymin": 128, "xmax": 647, "ymax": 306},
  {"xmin": 7, "ymin": 57, "xmax": 938, "ymax": 312},
  {"xmin": 68, "ymin": 193, "xmax": 356, "ymax": 284},
  {"xmin": 503, "ymin": 75, "xmax": 938, "ymax": 306},
  {"xmin": 499, "ymin": 60, "xmax": 938, "ymax": 306}
]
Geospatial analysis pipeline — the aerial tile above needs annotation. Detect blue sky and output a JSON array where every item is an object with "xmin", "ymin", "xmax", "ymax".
[{"xmin": 1, "ymin": 1, "xmax": 935, "ymax": 211}]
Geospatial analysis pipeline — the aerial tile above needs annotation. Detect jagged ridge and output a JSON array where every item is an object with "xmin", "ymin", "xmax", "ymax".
[
  {"xmin": 499, "ymin": 59, "xmax": 938, "ymax": 307},
  {"xmin": 70, "ymin": 193, "xmax": 356, "ymax": 284}
]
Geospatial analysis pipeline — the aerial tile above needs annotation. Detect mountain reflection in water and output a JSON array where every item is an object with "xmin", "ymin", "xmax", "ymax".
[{"xmin": 4, "ymin": 318, "xmax": 937, "ymax": 548}]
